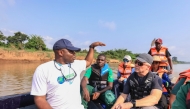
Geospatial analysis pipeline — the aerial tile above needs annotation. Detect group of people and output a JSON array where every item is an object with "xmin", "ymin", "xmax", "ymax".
[{"xmin": 30, "ymin": 38, "xmax": 190, "ymax": 109}]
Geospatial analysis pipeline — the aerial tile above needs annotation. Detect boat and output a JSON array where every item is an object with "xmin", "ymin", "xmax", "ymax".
[
  {"xmin": 0, "ymin": 92, "xmax": 105, "ymax": 109},
  {"xmin": 0, "ymin": 92, "xmax": 36, "ymax": 109}
]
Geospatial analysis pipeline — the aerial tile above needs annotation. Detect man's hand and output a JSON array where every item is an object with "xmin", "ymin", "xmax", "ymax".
[
  {"xmin": 118, "ymin": 77, "xmax": 125, "ymax": 83},
  {"xmin": 168, "ymin": 69, "xmax": 173, "ymax": 74},
  {"xmin": 83, "ymin": 88, "xmax": 90, "ymax": 102},
  {"xmin": 112, "ymin": 102, "xmax": 133, "ymax": 109},
  {"xmin": 92, "ymin": 92, "xmax": 101, "ymax": 100},
  {"xmin": 89, "ymin": 42, "xmax": 106, "ymax": 48}
]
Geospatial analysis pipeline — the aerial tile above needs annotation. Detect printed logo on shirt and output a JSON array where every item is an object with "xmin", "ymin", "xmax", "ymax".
[
  {"xmin": 57, "ymin": 73, "xmax": 75, "ymax": 84},
  {"xmin": 65, "ymin": 73, "xmax": 75, "ymax": 79},
  {"xmin": 57, "ymin": 76, "xmax": 65, "ymax": 84}
]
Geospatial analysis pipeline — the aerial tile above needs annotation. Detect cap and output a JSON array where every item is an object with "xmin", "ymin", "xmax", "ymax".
[
  {"xmin": 155, "ymin": 38, "xmax": 163, "ymax": 44},
  {"xmin": 136, "ymin": 53, "xmax": 153, "ymax": 65},
  {"xmin": 53, "ymin": 39, "xmax": 81, "ymax": 51},
  {"xmin": 123, "ymin": 55, "xmax": 132, "ymax": 61},
  {"xmin": 153, "ymin": 56, "xmax": 161, "ymax": 62}
]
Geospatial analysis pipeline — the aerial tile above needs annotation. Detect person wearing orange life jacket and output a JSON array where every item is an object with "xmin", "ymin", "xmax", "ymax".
[
  {"xmin": 150, "ymin": 56, "xmax": 171, "ymax": 88},
  {"xmin": 148, "ymin": 38, "xmax": 173, "ymax": 75},
  {"xmin": 169, "ymin": 69, "xmax": 190, "ymax": 108},
  {"xmin": 150, "ymin": 56, "xmax": 172, "ymax": 109},
  {"xmin": 112, "ymin": 55, "xmax": 134, "ymax": 98}
]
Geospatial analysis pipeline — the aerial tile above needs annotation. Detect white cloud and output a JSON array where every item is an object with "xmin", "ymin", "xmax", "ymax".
[
  {"xmin": 80, "ymin": 41, "xmax": 91, "ymax": 46},
  {"xmin": 42, "ymin": 36, "xmax": 54, "ymax": 49},
  {"xmin": 98, "ymin": 20, "xmax": 116, "ymax": 31},
  {"xmin": 43, "ymin": 35, "xmax": 95, "ymax": 51},
  {"xmin": 166, "ymin": 45, "xmax": 190, "ymax": 62},
  {"xmin": 42, "ymin": 35, "xmax": 74, "ymax": 49},
  {"xmin": 0, "ymin": 28, "xmax": 16, "ymax": 36},
  {"xmin": 43, "ymin": 35, "xmax": 87, "ymax": 49}
]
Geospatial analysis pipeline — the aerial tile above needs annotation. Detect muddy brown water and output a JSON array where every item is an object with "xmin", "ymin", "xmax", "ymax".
[{"xmin": 0, "ymin": 61, "xmax": 189, "ymax": 97}]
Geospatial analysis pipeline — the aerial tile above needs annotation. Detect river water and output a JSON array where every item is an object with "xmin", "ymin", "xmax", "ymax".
[{"xmin": 0, "ymin": 61, "xmax": 189, "ymax": 97}]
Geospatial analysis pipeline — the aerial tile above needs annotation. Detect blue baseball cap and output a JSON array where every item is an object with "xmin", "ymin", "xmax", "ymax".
[{"xmin": 53, "ymin": 39, "xmax": 81, "ymax": 51}]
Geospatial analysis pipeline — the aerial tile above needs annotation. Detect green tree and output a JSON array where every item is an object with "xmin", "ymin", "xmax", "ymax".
[
  {"xmin": 0, "ymin": 31, "xmax": 6, "ymax": 46},
  {"xmin": 6, "ymin": 32, "xmax": 29, "ymax": 49},
  {"xmin": 25, "ymin": 35, "xmax": 46, "ymax": 50},
  {"xmin": 101, "ymin": 49, "xmax": 138, "ymax": 61}
]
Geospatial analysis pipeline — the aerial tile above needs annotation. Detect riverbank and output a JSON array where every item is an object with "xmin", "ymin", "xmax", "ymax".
[
  {"xmin": 0, "ymin": 48, "xmax": 184, "ymax": 64},
  {"xmin": 0, "ymin": 48, "xmax": 121, "ymax": 63},
  {"xmin": 0, "ymin": 48, "xmax": 53, "ymax": 62}
]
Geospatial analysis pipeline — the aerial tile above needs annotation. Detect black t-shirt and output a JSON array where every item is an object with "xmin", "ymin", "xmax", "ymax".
[
  {"xmin": 123, "ymin": 72, "xmax": 162, "ymax": 94},
  {"xmin": 148, "ymin": 48, "xmax": 171, "ymax": 57}
]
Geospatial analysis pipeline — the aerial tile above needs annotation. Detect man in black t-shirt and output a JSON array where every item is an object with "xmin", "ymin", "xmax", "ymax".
[{"xmin": 111, "ymin": 53, "xmax": 162, "ymax": 109}]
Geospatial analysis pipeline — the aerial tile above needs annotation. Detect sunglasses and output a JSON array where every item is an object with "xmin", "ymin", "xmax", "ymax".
[
  {"xmin": 123, "ymin": 59, "xmax": 129, "ymax": 63},
  {"xmin": 153, "ymin": 62, "xmax": 160, "ymax": 65},
  {"xmin": 54, "ymin": 61, "xmax": 77, "ymax": 81},
  {"xmin": 134, "ymin": 60, "xmax": 144, "ymax": 66}
]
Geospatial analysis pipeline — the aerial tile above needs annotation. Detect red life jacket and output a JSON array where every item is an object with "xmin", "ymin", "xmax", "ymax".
[
  {"xmin": 175, "ymin": 69, "xmax": 190, "ymax": 85},
  {"xmin": 118, "ymin": 62, "xmax": 132, "ymax": 78}
]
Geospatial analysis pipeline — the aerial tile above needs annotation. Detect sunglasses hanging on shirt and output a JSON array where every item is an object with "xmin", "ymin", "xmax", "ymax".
[{"xmin": 54, "ymin": 61, "xmax": 77, "ymax": 83}]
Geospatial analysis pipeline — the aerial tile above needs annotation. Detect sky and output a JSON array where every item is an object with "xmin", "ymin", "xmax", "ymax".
[{"xmin": 0, "ymin": 0, "xmax": 190, "ymax": 61}]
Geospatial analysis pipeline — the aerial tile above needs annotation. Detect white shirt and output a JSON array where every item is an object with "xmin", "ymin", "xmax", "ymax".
[{"xmin": 31, "ymin": 60, "xmax": 86, "ymax": 109}]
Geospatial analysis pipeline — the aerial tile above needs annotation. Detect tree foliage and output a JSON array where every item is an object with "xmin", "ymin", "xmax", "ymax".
[
  {"xmin": 0, "ymin": 31, "xmax": 139, "ymax": 61},
  {"xmin": 6, "ymin": 32, "xmax": 29, "ymax": 49},
  {"xmin": 0, "ymin": 31, "xmax": 6, "ymax": 46},
  {"xmin": 25, "ymin": 35, "xmax": 46, "ymax": 50},
  {"xmin": 0, "ymin": 31, "xmax": 47, "ymax": 50},
  {"xmin": 101, "ymin": 49, "xmax": 139, "ymax": 60}
]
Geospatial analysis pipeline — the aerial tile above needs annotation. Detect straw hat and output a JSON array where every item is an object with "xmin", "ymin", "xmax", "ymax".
[
  {"xmin": 130, "ymin": 64, "xmax": 135, "ymax": 68},
  {"xmin": 153, "ymin": 56, "xmax": 161, "ymax": 62}
]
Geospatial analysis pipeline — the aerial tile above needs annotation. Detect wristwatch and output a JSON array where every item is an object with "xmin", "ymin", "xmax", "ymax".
[
  {"xmin": 89, "ymin": 45, "xmax": 94, "ymax": 49},
  {"xmin": 131, "ymin": 100, "xmax": 136, "ymax": 108}
]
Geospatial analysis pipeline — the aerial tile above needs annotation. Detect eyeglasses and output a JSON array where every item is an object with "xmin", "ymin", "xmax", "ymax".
[
  {"xmin": 153, "ymin": 61, "xmax": 160, "ymax": 65},
  {"xmin": 134, "ymin": 60, "xmax": 144, "ymax": 66},
  {"xmin": 54, "ymin": 61, "xmax": 77, "ymax": 81},
  {"xmin": 123, "ymin": 59, "xmax": 129, "ymax": 63}
]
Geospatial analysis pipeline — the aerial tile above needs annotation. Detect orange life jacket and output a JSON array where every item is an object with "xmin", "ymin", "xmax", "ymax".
[
  {"xmin": 118, "ymin": 62, "xmax": 132, "ymax": 78},
  {"xmin": 157, "ymin": 67, "xmax": 168, "ymax": 78},
  {"xmin": 175, "ymin": 69, "xmax": 190, "ymax": 85},
  {"xmin": 150, "ymin": 66, "xmax": 168, "ymax": 92},
  {"xmin": 150, "ymin": 46, "xmax": 168, "ymax": 66},
  {"xmin": 150, "ymin": 66, "xmax": 168, "ymax": 78}
]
